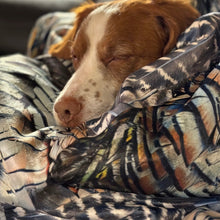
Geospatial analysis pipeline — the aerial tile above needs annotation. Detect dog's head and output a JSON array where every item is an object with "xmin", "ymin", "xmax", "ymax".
[{"xmin": 50, "ymin": 0, "xmax": 199, "ymax": 128}]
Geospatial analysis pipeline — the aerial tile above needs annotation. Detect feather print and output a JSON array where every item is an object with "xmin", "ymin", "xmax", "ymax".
[{"xmin": 1, "ymin": 5, "xmax": 220, "ymax": 220}]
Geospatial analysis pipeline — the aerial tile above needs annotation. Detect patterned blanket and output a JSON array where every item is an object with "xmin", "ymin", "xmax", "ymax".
[{"xmin": 1, "ymin": 2, "xmax": 220, "ymax": 220}]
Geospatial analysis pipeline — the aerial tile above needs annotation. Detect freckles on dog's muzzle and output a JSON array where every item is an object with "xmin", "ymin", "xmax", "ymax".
[{"xmin": 53, "ymin": 96, "xmax": 82, "ymax": 126}]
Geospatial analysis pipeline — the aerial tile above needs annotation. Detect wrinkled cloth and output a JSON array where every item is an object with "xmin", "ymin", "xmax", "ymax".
[{"xmin": 1, "ymin": 7, "xmax": 220, "ymax": 220}]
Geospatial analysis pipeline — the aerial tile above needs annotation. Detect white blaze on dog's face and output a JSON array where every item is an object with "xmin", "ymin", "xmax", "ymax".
[
  {"xmin": 52, "ymin": 0, "xmax": 200, "ymax": 128},
  {"xmin": 54, "ymin": 3, "xmax": 122, "ymax": 128}
]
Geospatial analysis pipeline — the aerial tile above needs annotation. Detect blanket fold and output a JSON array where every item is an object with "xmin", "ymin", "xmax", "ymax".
[{"xmin": 1, "ymin": 8, "xmax": 220, "ymax": 220}]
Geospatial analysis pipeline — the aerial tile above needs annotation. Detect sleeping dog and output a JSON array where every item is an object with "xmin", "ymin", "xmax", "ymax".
[{"xmin": 49, "ymin": 0, "xmax": 199, "ymax": 128}]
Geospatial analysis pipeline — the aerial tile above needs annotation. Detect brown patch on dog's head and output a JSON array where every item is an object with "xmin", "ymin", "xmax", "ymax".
[
  {"xmin": 52, "ymin": 0, "xmax": 200, "ymax": 128},
  {"xmin": 49, "ymin": 1, "xmax": 102, "ymax": 59}
]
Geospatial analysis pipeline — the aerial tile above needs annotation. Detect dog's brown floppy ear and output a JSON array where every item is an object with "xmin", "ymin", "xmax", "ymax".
[
  {"xmin": 158, "ymin": 15, "xmax": 182, "ymax": 56},
  {"xmin": 49, "ymin": 2, "xmax": 101, "ymax": 59},
  {"xmin": 156, "ymin": 0, "xmax": 200, "ymax": 56}
]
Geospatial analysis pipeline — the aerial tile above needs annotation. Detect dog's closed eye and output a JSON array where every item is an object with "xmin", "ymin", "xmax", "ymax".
[
  {"xmin": 103, "ymin": 54, "xmax": 132, "ymax": 67},
  {"xmin": 50, "ymin": 0, "xmax": 200, "ymax": 128}
]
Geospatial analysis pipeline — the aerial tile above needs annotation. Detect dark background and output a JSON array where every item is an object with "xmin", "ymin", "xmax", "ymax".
[
  {"xmin": 0, "ymin": 0, "xmax": 107, "ymax": 55},
  {"xmin": 0, "ymin": 0, "xmax": 218, "ymax": 56}
]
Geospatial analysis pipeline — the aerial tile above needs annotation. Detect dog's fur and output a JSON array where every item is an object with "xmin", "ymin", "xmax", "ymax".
[{"xmin": 50, "ymin": 0, "xmax": 199, "ymax": 128}]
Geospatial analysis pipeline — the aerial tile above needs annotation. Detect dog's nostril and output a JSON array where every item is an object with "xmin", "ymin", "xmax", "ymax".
[
  {"xmin": 64, "ymin": 109, "xmax": 71, "ymax": 116},
  {"xmin": 54, "ymin": 98, "xmax": 82, "ymax": 124}
]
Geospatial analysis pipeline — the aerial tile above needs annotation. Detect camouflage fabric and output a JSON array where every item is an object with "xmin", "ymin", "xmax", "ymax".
[
  {"xmin": 192, "ymin": 0, "xmax": 220, "ymax": 14},
  {"xmin": 0, "ymin": 4, "xmax": 220, "ymax": 220}
]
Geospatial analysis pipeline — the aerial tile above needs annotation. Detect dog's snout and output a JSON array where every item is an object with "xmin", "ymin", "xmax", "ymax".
[{"xmin": 54, "ymin": 97, "xmax": 82, "ymax": 124}]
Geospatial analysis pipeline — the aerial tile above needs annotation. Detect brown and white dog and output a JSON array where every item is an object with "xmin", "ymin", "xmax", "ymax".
[{"xmin": 50, "ymin": 0, "xmax": 199, "ymax": 128}]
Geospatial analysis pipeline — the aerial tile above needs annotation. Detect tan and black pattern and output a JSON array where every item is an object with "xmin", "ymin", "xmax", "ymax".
[
  {"xmin": 50, "ymin": 65, "xmax": 220, "ymax": 197},
  {"xmin": 120, "ymin": 13, "xmax": 220, "ymax": 107},
  {"xmin": 192, "ymin": 0, "xmax": 220, "ymax": 15},
  {"xmin": 1, "ymin": 6, "xmax": 220, "ymax": 220},
  {"xmin": 0, "ymin": 54, "xmax": 58, "ymax": 210},
  {"xmin": 86, "ymin": 13, "xmax": 220, "ymax": 136}
]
